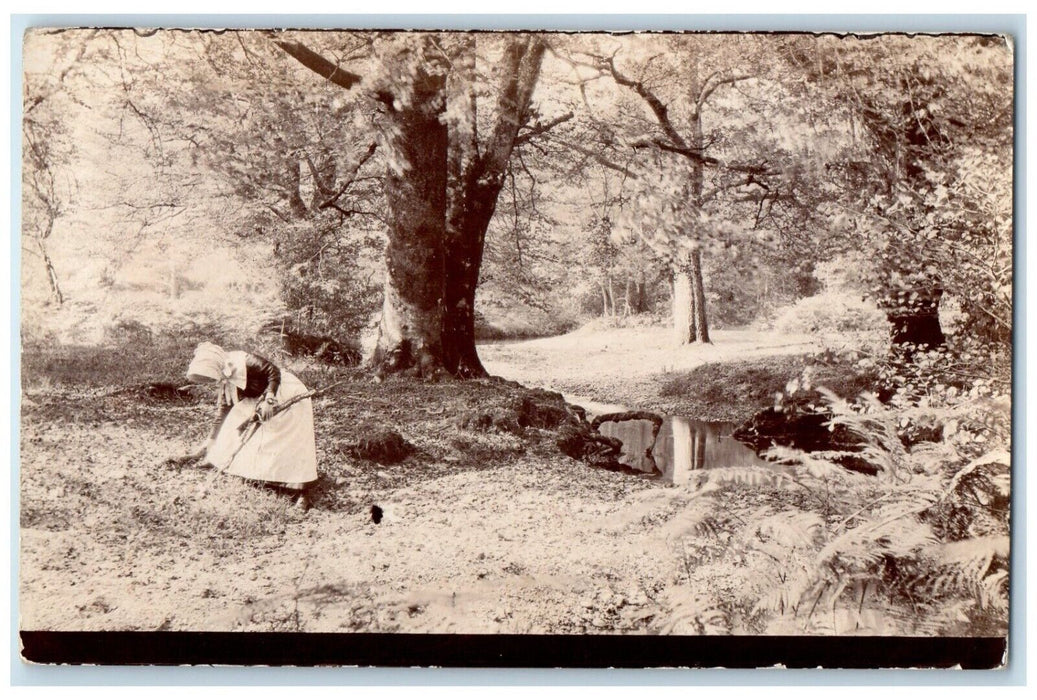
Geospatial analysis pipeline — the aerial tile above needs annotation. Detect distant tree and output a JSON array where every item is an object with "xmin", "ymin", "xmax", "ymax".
[
  {"xmin": 569, "ymin": 34, "xmax": 811, "ymax": 344},
  {"xmin": 21, "ymin": 30, "xmax": 93, "ymax": 306},
  {"xmin": 24, "ymin": 30, "xmax": 385, "ymax": 338}
]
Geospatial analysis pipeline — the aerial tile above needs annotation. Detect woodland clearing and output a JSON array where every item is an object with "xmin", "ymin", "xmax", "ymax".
[{"xmin": 21, "ymin": 328, "xmax": 830, "ymax": 634}]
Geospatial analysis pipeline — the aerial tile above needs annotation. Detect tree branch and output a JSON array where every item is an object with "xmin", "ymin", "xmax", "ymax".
[
  {"xmin": 273, "ymin": 40, "xmax": 364, "ymax": 91},
  {"xmin": 318, "ymin": 142, "xmax": 378, "ymax": 210},
  {"xmin": 479, "ymin": 36, "xmax": 548, "ymax": 178},
  {"xmin": 546, "ymin": 135, "xmax": 639, "ymax": 178},
  {"xmin": 697, "ymin": 72, "xmax": 754, "ymax": 112},
  {"xmin": 605, "ymin": 56, "xmax": 690, "ymax": 152},
  {"xmin": 515, "ymin": 111, "xmax": 574, "ymax": 146}
]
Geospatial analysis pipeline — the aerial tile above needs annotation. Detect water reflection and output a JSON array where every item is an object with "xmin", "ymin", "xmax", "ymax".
[{"xmin": 596, "ymin": 415, "xmax": 770, "ymax": 483}]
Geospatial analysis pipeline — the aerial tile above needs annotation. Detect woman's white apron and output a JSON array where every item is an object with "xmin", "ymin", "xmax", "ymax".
[{"xmin": 204, "ymin": 369, "xmax": 318, "ymax": 484}]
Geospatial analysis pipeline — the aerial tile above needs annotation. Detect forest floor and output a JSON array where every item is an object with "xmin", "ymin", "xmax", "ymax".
[{"xmin": 19, "ymin": 325, "xmax": 826, "ymax": 636}]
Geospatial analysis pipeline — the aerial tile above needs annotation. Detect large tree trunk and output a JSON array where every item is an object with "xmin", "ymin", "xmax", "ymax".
[
  {"xmin": 441, "ymin": 36, "xmax": 545, "ymax": 378},
  {"xmin": 277, "ymin": 34, "xmax": 545, "ymax": 379},
  {"xmin": 370, "ymin": 58, "xmax": 449, "ymax": 375},
  {"xmin": 440, "ymin": 37, "xmax": 488, "ymax": 378}
]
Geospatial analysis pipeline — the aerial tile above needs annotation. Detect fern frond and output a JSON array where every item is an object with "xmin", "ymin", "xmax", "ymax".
[
  {"xmin": 943, "ymin": 449, "xmax": 1011, "ymax": 503},
  {"xmin": 660, "ymin": 499, "xmax": 721, "ymax": 539},
  {"xmin": 935, "ymin": 534, "xmax": 1010, "ymax": 565},
  {"xmin": 979, "ymin": 570, "xmax": 1009, "ymax": 611},
  {"xmin": 816, "ymin": 515, "xmax": 937, "ymax": 573},
  {"xmin": 764, "ymin": 444, "xmax": 859, "ymax": 482},
  {"xmin": 755, "ymin": 510, "xmax": 825, "ymax": 548},
  {"xmin": 656, "ymin": 588, "xmax": 730, "ymax": 635}
]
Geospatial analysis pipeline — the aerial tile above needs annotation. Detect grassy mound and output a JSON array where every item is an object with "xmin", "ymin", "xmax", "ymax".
[{"xmin": 656, "ymin": 354, "xmax": 880, "ymax": 422}]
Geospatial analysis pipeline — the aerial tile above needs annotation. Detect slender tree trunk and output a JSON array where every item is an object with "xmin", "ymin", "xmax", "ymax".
[
  {"xmin": 286, "ymin": 159, "xmax": 308, "ymax": 218},
  {"xmin": 683, "ymin": 51, "xmax": 712, "ymax": 344},
  {"xmin": 36, "ymin": 235, "xmax": 63, "ymax": 306},
  {"xmin": 672, "ymin": 262, "xmax": 696, "ymax": 344},
  {"xmin": 690, "ymin": 247, "xmax": 710, "ymax": 343},
  {"xmin": 168, "ymin": 259, "xmax": 180, "ymax": 300}
]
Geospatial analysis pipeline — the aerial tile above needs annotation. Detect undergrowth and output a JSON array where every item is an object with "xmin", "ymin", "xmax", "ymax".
[
  {"xmin": 657, "ymin": 355, "xmax": 879, "ymax": 422},
  {"xmin": 648, "ymin": 387, "xmax": 1010, "ymax": 636}
]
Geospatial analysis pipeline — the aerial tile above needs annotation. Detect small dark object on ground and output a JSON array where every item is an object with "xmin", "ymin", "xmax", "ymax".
[
  {"xmin": 351, "ymin": 426, "xmax": 412, "ymax": 464},
  {"xmin": 371, "ymin": 505, "xmax": 384, "ymax": 524},
  {"xmin": 162, "ymin": 453, "xmax": 204, "ymax": 469}
]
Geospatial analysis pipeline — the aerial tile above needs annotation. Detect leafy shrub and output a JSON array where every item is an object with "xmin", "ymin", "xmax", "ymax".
[
  {"xmin": 274, "ymin": 219, "xmax": 381, "ymax": 346},
  {"xmin": 768, "ymin": 291, "xmax": 889, "ymax": 338}
]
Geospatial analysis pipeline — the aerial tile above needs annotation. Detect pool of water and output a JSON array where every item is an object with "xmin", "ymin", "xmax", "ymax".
[{"xmin": 565, "ymin": 395, "xmax": 770, "ymax": 484}]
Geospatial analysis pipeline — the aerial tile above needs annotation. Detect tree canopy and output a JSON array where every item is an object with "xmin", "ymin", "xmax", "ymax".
[{"xmin": 21, "ymin": 29, "xmax": 1013, "ymax": 383}]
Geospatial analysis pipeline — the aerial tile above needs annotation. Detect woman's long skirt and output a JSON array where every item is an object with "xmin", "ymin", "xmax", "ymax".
[{"xmin": 204, "ymin": 370, "xmax": 318, "ymax": 485}]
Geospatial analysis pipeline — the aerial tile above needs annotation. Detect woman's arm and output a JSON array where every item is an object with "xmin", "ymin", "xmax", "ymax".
[
  {"xmin": 244, "ymin": 353, "xmax": 282, "ymax": 399},
  {"xmin": 245, "ymin": 353, "xmax": 282, "ymax": 420},
  {"xmin": 207, "ymin": 392, "xmax": 232, "ymax": 442}
]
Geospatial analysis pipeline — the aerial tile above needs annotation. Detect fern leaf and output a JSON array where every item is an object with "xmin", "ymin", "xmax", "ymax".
[{"xmin": 755, "ymin": 510, "xmax": 825, "ymax": 548}]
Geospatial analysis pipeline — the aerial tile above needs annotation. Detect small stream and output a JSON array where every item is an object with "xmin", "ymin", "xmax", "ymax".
[{"xmin": 565, "ymin": 395, "xmax": 770, "ymax": 484}]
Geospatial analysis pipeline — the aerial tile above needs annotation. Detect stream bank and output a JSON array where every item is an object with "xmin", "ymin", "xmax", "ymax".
[{"xmin": 481, "ymin": 326, "xmax": 824, "ymax": 422}]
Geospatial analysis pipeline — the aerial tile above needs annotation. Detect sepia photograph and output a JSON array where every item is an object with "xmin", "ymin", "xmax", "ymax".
[{"xmin": 17, "ymin": 26, "xmax": 1013, "ymax": 668}]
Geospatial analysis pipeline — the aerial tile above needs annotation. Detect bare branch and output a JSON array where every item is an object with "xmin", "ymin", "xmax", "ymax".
[
  {"xmin": 273, "ymin": 40, "xmax": 364, "ymax": 91},
  {"xmin": 318, "ymin": 142, "xmax": 378, "ymax": 210},
  {"xmin": 697, "ymin": 72, "xmax": 754, "ymax": 113},
  {"xmin": 545, "ymin": 135, "xmax": 639, "ymax": 179},
  {"xmin": 515, "ymin": 111, "xmax": 574, "ymax": 146},
  {"xmin": 604, "ymin": 56, "xmax": 690, "ymax": 152}
]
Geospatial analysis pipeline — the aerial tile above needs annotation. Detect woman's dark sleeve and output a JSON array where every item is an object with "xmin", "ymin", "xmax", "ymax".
[
  {"xmin": 208, "ymin": 393, "xmax": 231, "ymax": 441},
  {"xmin": 245, "ymin": 353, "xmax": 281, "ymax": 398}
]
